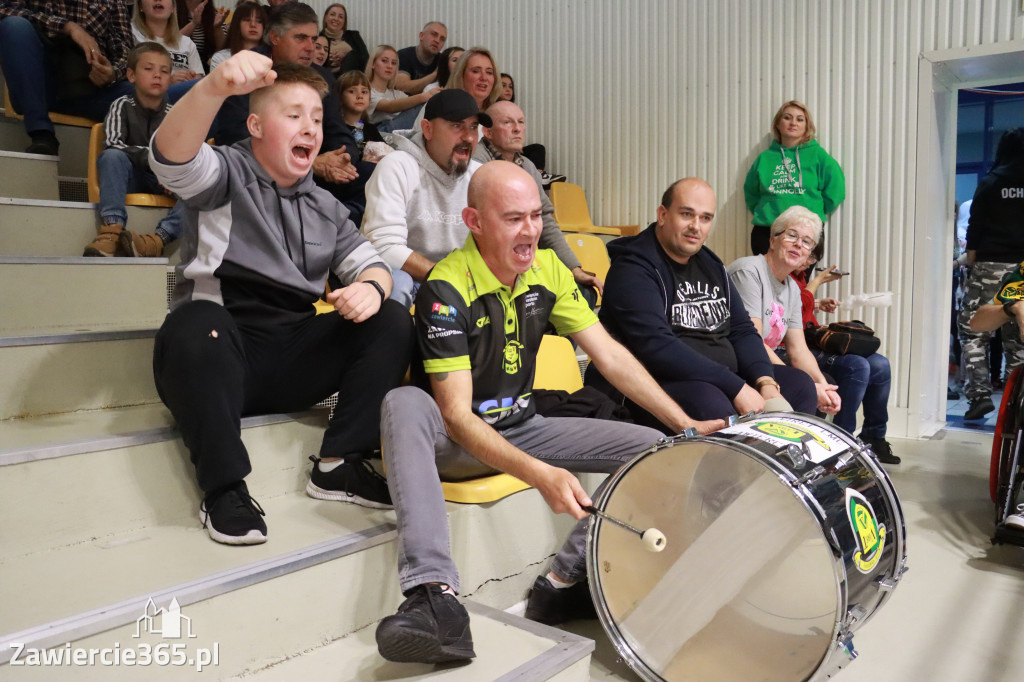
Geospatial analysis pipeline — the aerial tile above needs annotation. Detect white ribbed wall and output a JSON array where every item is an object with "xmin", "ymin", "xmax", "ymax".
[{"xmin": 306, "ymin": 1, "xmax": 1024, "ymax": 435}]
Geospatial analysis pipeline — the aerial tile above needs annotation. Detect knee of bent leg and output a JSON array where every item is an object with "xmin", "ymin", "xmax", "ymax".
[
  {"xmin": 381, "ymin": 385, "xmax": 434, "ymax": 423},
  {"xmin": 867, "ymin": 353, "xmax": 891, "ymax": 382},
  {"xmin": 155, "ymin": 301, "xmax": 241, "ymax": 371}
]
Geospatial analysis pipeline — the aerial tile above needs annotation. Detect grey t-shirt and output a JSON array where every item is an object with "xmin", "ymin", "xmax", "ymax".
[{"xmin": 726, "ymin": 255, "xmax": 802, "ymax": 350}]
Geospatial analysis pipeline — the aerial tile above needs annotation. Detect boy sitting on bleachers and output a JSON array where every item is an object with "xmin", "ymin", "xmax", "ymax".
[{"xmin": 83, "ymin": 41, "xmax": 183, "ymax": 257}]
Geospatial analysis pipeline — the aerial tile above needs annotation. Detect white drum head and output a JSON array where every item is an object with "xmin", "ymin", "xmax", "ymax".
[{"xmin": 589, "ymin": 440, "xmax": 841, "ymax": 681}]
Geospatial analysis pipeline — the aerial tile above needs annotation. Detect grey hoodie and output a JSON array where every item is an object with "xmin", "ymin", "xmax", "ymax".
[
  {"xmin": 360, "ymin": 131, "xmax": 481, "ymax": 270},
  {"xmin": 151, "ymin": 139, "xmax": 387, "ymax": 324}
]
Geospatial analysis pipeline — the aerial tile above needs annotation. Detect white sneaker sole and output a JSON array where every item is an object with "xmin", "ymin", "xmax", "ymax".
[
  {"xmin": 199, "ymin": 510, "xmax": 267, "ymax": 545},
  {"xmin": 1005, "ymin": 515, "xmax": 1024, "ymax": 531},
  {"xmin": 305, "ymin": 480, "xmax": 393, "ymax": 509}
]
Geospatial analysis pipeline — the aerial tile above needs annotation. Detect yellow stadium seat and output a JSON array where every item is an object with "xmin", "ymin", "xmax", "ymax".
[
  {"xmin": 565, "ymin": 233, "xmax": 611, "ymax": 304},
  {"xmin": 550, "ymin": 182, "xmax": 639, "ymax": 237},
  {"xmin": 3, "ymin": 83, "xmax": 97, "ymax": 128},
  {"xmin": 87, "ymin": 123, "xmax": 177, "ymax": 207},
  {"xmin": 441, "ymin": 335, "xmax": 584, "ymax": 503}
]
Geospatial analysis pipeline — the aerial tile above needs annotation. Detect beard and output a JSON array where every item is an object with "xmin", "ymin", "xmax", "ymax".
[{"xmin": 446, "ymin": 143, "xmax": 474, "ymax": 176}]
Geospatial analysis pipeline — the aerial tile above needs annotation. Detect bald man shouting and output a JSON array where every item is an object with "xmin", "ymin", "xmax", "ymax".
[{"xmin": 372, "ymin": 162, "xmax": 724, "ymax": 666}]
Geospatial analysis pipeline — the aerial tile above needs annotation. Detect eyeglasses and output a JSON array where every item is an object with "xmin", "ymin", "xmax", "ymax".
[{"xmin": 779, "ymin": 230, "xmax": 817, "ymax": 250}]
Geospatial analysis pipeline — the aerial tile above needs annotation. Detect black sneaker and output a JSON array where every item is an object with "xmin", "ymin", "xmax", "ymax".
[
  {"xmin": 305, "ymin": 455, "xmax": 392, "ymax": 509},
  {"xmin": 860, "ymin": 436, "xmax": 901, "ymax": 465},
  {"xmin": 26, "ymin": 133, "xmax": 59, "ymax": 156},
  {"xmin": 524, "ymin": 575, "xmax": 597, "ymax": 625},
  {"xmin": 375, "ymin": 584, "xmax": 475, "ymax": 663},
  {"xmin": 539, "ymin": 171, "xmax": 567, "ymax": 189},
  {"xmin": 964, "ymin": 397, "xmax": 995, "ymax": 421},
  {"xmin": 199, "ymin": 480, "xmax": 267, "ymax": 545}
]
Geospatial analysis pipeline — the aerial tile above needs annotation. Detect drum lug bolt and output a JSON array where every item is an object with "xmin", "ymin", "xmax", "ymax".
[
  {"xmin": 796, "ymin": 465, "xmax": 827, "ymax": 485},
  {"xmin": 782, "ymin": 443, "xmax": 807, "ymax": 468},
  {"xmin": 875, "ymin": 575, "xmax": 898, "ymax": 592}
]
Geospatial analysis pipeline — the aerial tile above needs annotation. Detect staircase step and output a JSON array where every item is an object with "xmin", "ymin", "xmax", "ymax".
[
  {"xmin": 0, "ymin": 115, "xmax": 91, "ymax": 177},
  {"xmin": 0, "ymin": 257, "xmax": 168, "ymax": 337},
  {"xmin": 0, "ymin": 409, "xmax": 328, "ymax": 557},
  {"xmin": 232, "ymin": 600, "xmax": 593, "ymax": 681},
  {"xmin": 0, "ymin": 150, "xmax": 58, "ymax": 200},
  {"xmin": 0, "ymin": 331, "xmax": 159, "ymax": 419},
  {"xmin": 0, "ymin": 198, "xmax": 177, "ymax": 260}
]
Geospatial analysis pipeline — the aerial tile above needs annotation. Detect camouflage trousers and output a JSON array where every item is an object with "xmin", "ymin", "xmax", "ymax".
[{"xmin": 957, "ymin": 261, "xmax": 1024, "ymax": 400}]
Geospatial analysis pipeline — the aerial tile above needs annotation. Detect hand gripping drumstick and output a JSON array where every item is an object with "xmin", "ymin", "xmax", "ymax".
[{"xmin": 583, "ymin": 505, "xmax": 666, "ymax": 552}]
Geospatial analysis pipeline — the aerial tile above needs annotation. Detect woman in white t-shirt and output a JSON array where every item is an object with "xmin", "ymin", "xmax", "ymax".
[
  {"xmin": 132, "ymin": 0, "xmax": 204, "ymax": 84},
  {"xmin": 365, "ymin": 45, "xmax": 436, "ymax": 133},
  {"xmin": 726, "ymin": 205, "xmax": 841, "ymax": 417}
]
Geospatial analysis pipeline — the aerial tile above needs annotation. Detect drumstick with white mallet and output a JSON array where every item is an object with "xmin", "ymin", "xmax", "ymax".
[{"xmin": 582, "ymin": 505, "xmax": 666, "ymax": 552}]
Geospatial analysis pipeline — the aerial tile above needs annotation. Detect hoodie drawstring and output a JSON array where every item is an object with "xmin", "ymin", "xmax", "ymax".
[
  {"xmin": 780, "ymin": 146, "xmax": 803, "ymax": 190},
  {"xmin": 274, "ymin": 186, "xmax": 308, "ymax": 278}
]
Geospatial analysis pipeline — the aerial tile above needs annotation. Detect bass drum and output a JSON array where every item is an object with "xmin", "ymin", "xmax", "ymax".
[{"xmin": 587, "ymin": 413, "xmax": 907, "ymax": 682}]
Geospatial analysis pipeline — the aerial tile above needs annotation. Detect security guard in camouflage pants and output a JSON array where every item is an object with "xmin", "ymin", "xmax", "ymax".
[{"xmin": 957, "ymin": 127, "xmax": 1024, "ymax": 421}]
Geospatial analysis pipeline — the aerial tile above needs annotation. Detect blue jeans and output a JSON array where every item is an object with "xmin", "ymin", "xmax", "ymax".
[
  {"xmin": 388, "ymin": 269, "xmax": 420, "ymax": 308},
  {"xmin": 0, "ymin": 16, "xmax": 134, "ymax": 135},
  {"xmin": 811, "ymin": 349, "xmax": 890, "ymax": 439},
  {"xmin": 97, "ymin": 148, "xmax": 183, "ymax": 242},
  {"xmin": 376, "ymin": 105, "xmax": 423, "ymax": 133}
]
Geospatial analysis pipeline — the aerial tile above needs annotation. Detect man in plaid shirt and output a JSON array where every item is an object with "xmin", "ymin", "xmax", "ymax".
[{"xmin": 0, "ymin": 0, "xmax": 135, "ymax": 155}]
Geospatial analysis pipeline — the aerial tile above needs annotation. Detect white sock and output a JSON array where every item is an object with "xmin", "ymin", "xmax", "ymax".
[
  {"xmin": 317, "ymin": 458, "xmax": 344, "ymax": 472},
  {"xmin": 546, "ymin": 572, "xmax": 576, "ymax": 589}
]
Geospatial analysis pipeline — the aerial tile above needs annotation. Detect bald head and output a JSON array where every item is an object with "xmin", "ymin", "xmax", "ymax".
[
  {"xmin": 464, "ymin": 161, "xmax": 543, "ymax": 286},
  {"xmin": 656, "ymin": 177, "xmax": 717, "ymax": 264},
  {"xmin": 661, "ymin": 177, "xmax": 714, "ymax": 210},
  {"xmin": 483, "ymin": 101, "xmax": 526, "ymax": 158}
]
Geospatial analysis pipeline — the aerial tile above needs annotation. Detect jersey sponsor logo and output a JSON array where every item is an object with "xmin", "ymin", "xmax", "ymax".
[
  {"xmin": 476, "ymin": 315, "xmax": 491, "ymax": 328},
  {"xmin": 671, "ymin": 281, "xmax": 729, "ymax": 331},
  {"xmin": 1000, "ymin": 283, "xmax": 1024, "ymax": 301},
  {"xmin": 502, "ymin": 340, "xmax": 525, "ymax": 374},
  {"xmin": 426, "ymin": 324, "xmax": 462, "ymax": 340},
  {"xmin": 430, "ymin": 302, "xmax": 458, "ymax": 322},
  {"xmin": 478, "ymin": 393, "xmax": 531, "ymax": 424},
  {"xmin": 1001, "ymin": 187, "xmax": 1024, "ymax": 198}
]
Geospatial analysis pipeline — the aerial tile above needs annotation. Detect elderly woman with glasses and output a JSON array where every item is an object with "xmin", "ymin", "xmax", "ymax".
[{"xmin": 727, "ymin": 206, "xmax": 842, "ymax": 417}]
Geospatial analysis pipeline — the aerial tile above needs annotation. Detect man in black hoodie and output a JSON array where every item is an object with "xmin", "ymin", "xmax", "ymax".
[{"xmin": 587, "ymin": 177, "xmax": 817, "ymax": 429}]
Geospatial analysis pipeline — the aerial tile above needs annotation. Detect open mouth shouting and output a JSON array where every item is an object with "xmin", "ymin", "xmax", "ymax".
[{"xmin": 291, "ymin": 143, "xmax": 315, "ymax": 164}]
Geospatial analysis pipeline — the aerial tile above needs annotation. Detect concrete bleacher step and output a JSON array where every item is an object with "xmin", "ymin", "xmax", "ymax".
[
  {"xmin": 233, "ymin": 601, "xmax": 593, "ymax": 682},
  {"xmin": 0, "ymin": 150, "xmax": 59, "ymax": 200},
  {"xmin": 0, "ymin": 114, "xmax": 91, "ymax": 178},
  {"xmin": 0, "ymin": 331, "xmax": 159, "ymax": 419},
  {"xmin": 0, "ymin": 198, "xmax": 176, "ymax": 259},
  {"xmin": 0, "ymin": 257, "xmax": 168, "ymax": 337}
]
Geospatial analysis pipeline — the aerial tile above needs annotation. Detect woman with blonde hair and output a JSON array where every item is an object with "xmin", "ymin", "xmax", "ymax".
[
  {"xmin": 365, "ymin": 44, "xmax": 437, "ymax": 133},
  {"xmin": 447, "ymin": 46, "xmax": 501, "ymax": 109},
  {"xmin": 743, "ymin": 100, "xmax": 845, "ymax": 255},
  {"xmin": 131, "ymin": 0, "xmax": 204, "ymax": 84}
]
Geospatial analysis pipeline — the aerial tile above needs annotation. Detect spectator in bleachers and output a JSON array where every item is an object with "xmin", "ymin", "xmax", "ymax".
[
  {"xmin": 83, "ymin": 42, "xmax": 183, "ymax": 258},
  {"xmin": 0, "ymin": 0, "xmax": 136, "ymax": 154},
  {"xmin": 395, "ymin": 21, "xmax": 447, "ymax": 95},
  {"xmin": 337, "ymin": 70, "xmax": 384, "ymax": 163},
  {"xmin": 211, "ymin": 2, "xmax": 372, "ymax": 224},
  {"xmin": 372, "ymin": 162, "xmax": 724, "ymax": 664},
  {"xmin": 361, "ymin": 88, "xmax": 490, "ymax": 307},
  {"xmin": 366, "ymin": 45, "xmax": 437, "ymax": 133},
  {"xmin": 792, "ymin": 244, "xmax": 898, "ymax": 463},
  {"xmin": 208, "ymin": 1, "xmax": 265, "ymax": 71},
  {"xmin": 312, "ymin": 35, "xmax": 329, "ymax": 66},
  {"xmin": 474, "ymin": 100, "xmax": 603, "ymax": 297},
  {"xmin": 150, "ymin": 52, "xmax": 413, "ymax": 545},
  {"xmin": 958, "ymin": 127, "xmax": 1024, "ymax": 420},
  {"xmin": 726, "ymin": 205, "xmax": 842, "ymax": 417},
  {"xmin": 422, "ymin": 45, "xmax": 463, "ymax": 94},
  {"xmin": 176, "ymin": 0, "xmax": 228, "ymax": 69},
  {"xmin": 744, "ymin": 100, "xmax": 845, "ymax": 255},
  {"xmin": 319, "ymin": 3, "xmax": 368, "ymax": 76},
  {"xmin": 131, "ymin": 0, "xmax": 205, "ymax": 83},
  {"xmin": 587, "ymin": 178, "xmax": 816, "ymax": 430},
  {"xmin": 448, "ymin": 47, "xmax": 501, "ymax": 112},
  {"xmin": 499, "ymin": 72, "xmax": 514, "ymax": 102}
]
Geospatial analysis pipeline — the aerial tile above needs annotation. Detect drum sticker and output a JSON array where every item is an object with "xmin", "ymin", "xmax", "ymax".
[
  {"xmin": 718, "ymin": 417, "xmax": 849, "ymax": 463},
  {"xmin": 846, "ymin": 488, "xmax": 886, "ymax": 574}
]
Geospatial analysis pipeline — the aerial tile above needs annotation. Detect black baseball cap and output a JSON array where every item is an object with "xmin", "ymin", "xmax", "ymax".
[{"xmin": 424, "ymin": 89, "xmax": 493, "ymax": 127}]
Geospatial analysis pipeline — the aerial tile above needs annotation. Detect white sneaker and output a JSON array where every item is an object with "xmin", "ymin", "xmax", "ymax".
[{"xmin": 1006, "ymin": 504, "xmax": 1024, "ymax": 530}]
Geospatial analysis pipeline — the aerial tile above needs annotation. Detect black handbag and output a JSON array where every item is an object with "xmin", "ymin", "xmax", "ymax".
[{"xmin": 805, "ymin": 320, "xmax": 881, "ymax": 357}]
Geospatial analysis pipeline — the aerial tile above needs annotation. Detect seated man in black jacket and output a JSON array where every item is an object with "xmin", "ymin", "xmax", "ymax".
[
  {"xmin": 210, "ymin": 3, "xmax": 373, "ymax": 222},
  {"xmin": 587, "ymin": 177, "xmax": 817, "ymax": 430}
]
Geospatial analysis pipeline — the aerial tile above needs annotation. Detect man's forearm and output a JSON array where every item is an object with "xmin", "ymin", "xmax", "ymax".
[{"xmin": 402, "ymin": 252, "xmax": 436, "ymax": 281}]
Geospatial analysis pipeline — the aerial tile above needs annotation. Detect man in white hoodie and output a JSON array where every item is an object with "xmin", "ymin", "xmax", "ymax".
[{"xmin": 361, "ymin": 88, "xmax": 490, "ymax": 307}]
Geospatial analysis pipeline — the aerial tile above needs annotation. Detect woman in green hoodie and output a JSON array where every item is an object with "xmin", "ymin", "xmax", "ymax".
[{"xmin": 744, "ymin": 100, "xmax": 845, "ymax": 255}]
